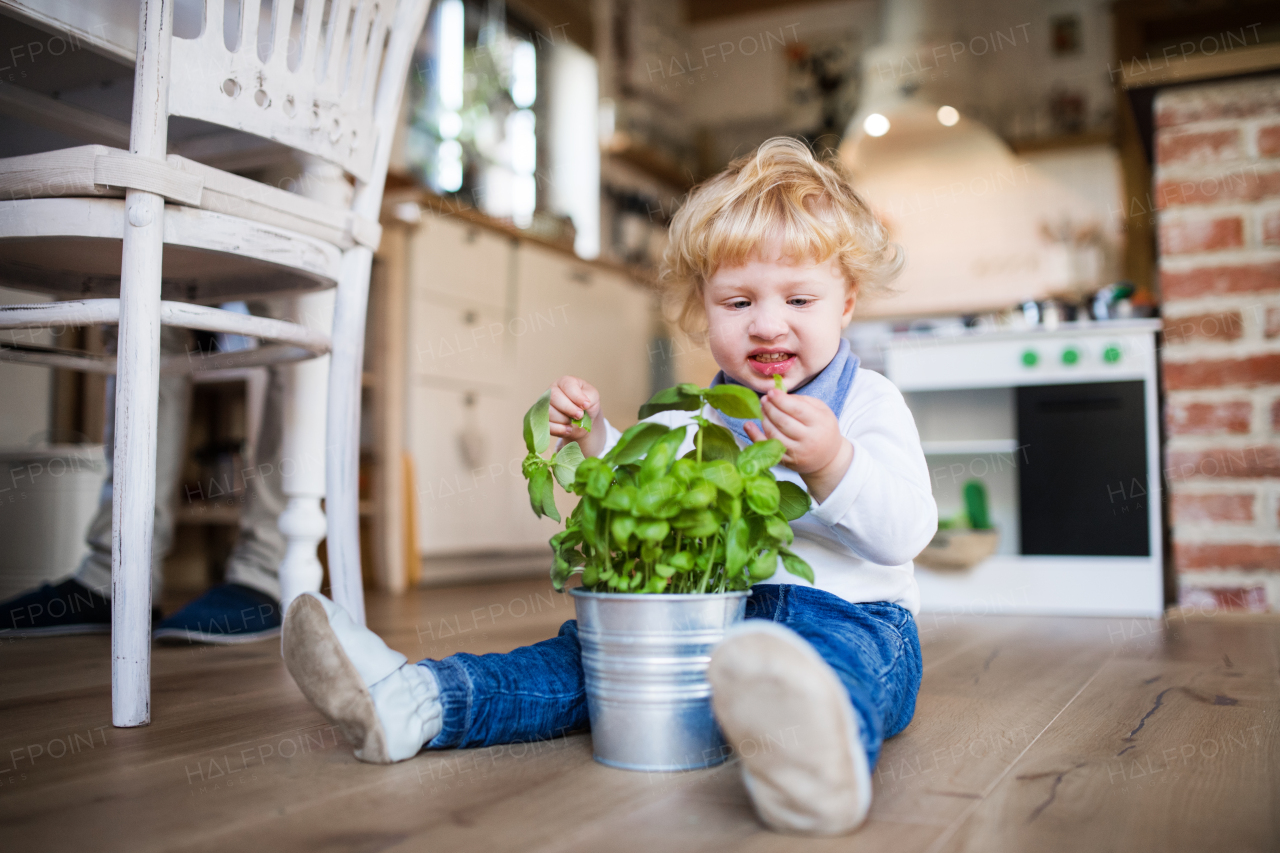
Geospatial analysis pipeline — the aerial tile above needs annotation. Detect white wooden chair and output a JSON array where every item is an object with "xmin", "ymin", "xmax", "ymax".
[{"xmin": 0, "ymin": 0, "xmax": 430, "ymax": 727}]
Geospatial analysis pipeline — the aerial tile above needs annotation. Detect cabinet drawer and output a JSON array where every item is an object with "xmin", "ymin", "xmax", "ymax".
[
  {"xmin": 411, "ymin": 214, "xmax": 511, "ymax": 309},
  {"xmin": 408, "ymin": 386, "xmax": 566, "ymax": 554},
  {"xmin": 412, "ymin": 294, "xmax": 510, "ymax": 388}
]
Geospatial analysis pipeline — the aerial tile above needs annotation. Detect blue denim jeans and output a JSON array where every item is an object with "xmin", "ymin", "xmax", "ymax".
[{"xmin": 417, "ymin": 584, "xmax": 923, "ymax": 768}]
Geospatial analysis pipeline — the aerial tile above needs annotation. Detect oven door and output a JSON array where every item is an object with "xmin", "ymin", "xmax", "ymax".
[{"xmin": 1017, "ymin": 380, "xmax": 1150, "ymax": 557}]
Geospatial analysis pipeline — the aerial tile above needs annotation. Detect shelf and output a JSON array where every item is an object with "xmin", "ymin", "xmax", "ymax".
[
  {"xmin": 603, "ymin": 134, "xmax": 696, "ymax": 191},
  {"xmin": 921, "ymin": 439, "xmax": 1019, "ymax": 456},
  {"xmin": 1007, "ymin": 130, "xmax": 1112, "ymax": 154}
]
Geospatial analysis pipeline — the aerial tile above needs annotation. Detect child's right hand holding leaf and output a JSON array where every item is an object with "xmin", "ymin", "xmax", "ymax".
[{"xmin": 548, "ymin": 375, "xmax": 605, "ymax": 458}]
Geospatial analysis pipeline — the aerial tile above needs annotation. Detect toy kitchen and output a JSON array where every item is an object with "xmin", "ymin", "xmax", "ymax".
[{"xmin": 883, "ymin": 318, "xmax": 1165, "ymax": 617}]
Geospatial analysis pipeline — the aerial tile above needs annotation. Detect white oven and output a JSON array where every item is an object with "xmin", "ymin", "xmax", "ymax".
[{"xmin": 885, "ymin": 319, "xmax": 1164, "ymax": 617}]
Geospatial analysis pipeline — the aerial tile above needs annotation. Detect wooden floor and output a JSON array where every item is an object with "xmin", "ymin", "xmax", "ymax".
[{"xmin": 2, "ymin": 578, "xmax": 1277, "ymax": 853}]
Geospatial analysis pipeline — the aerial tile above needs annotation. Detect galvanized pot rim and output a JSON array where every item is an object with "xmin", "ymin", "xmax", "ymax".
[{"xmin": 569, "ymin": 588, "xmax": 752, "ymax": 602}]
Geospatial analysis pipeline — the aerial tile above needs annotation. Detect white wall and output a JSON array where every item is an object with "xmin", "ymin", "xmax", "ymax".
[{"xmin": 548, "ymin": 40, "xmax": 602, "ymax": 259}]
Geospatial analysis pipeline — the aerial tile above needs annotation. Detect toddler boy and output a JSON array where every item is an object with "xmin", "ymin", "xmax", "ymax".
[{"xmin": 284, "ymin": 137, "xmax": 936, "ymax": 835}]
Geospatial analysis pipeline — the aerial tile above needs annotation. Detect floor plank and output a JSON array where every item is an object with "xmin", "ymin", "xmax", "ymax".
[{"xmin": 1, "ymin": 579, "xmax": 1277, "ymax": 853}]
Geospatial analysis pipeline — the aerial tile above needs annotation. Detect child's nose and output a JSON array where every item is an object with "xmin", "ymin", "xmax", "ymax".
[{"xmin": 748, "ymin": 306, "xmax": 788, "ymax": 340}]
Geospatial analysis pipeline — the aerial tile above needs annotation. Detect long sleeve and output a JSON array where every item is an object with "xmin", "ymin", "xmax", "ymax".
[{"xmin": 805, "ymin": 372, "xmax": 938, "ymax": 566}]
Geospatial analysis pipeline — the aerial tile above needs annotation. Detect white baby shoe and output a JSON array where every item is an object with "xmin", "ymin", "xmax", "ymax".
[
  {"xmin": 283, "ymin": 592, "xmax": 442, "ymax": 764},
  {"xmin": 707, "ymin": 621, "xmax": 871, "ymax": 835}
]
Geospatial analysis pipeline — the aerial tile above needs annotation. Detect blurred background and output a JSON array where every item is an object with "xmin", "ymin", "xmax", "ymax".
[{"xmin": 1, "ymin": 0, "xmax": 1278, "ymax": 616}]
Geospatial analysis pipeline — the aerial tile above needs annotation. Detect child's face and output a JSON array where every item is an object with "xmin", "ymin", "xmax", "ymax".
[{"xmin": 702, "ymin": 246, "xmax": 856, "ymax": 393}]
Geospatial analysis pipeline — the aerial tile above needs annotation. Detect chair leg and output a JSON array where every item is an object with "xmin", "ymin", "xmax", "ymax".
[
  {"xmin": 112, "ymin": 188, "xmax": 165, "ymax": 728},
  {"xmin": 278, "ymin": 291, "xmax": 334, "ymax": 617},
  {"xmin": 326, "ymin": 248, "xmax": 373, "ymax": 625}
]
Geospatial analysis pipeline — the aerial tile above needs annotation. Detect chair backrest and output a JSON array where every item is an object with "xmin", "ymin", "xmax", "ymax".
[{"xmin": 168, "ymin": 0, "xmax": 429, "ymax": 188}]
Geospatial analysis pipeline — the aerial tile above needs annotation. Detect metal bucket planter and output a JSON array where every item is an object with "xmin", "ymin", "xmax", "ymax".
[{"xmin": 571, "ymin": 588, "xmax": 749, "ymax": 772}]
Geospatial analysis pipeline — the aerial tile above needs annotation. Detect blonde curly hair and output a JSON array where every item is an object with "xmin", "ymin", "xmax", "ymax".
[{"xmin": 660, "ymin": 137, "xmax": 901, "ymax": 339}]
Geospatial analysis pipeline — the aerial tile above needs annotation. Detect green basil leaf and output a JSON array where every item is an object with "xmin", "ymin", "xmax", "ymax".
[
  {"xmin": 638, "ymin": 385, "xmax": 702, "ymax": 420},
  {"xmin": 667, "ymin": 551, "xmax": 694, "ymax": 571},
  {"xmin": 764, "ymin": 514, "xmax": 794, "ymax": 546},
  {"xmin": 587, "ymin": 463, "xmax": 614, "ymax": 500},
  {"xmin": 749, "ymin": 549, "xmax": 779, "ymax": 581},
  {"xmin": 704, "ymin": 384, "xmax": 762, "ymax": 419},
  {"xmin": 602, "ymin": 484, "xmax": 636, "ymax": 512},
  {"xmin": 572, "ymin": 412, "xmax": 592, "ymax": 433},
  {"xmin": 609, "ymin": 422, "xmax": 671, "ymax": 465},
  {"xmin": 725, "ymin": 516, "xmax": 751, "ymax": 572},
  {"xmin": 637, "ymin": 477, "xmax": 679, "ymax": 516},
  {"xmin": 780, "ymin": 548, "xmax": 815, "ymax": 585},
  {"xmin": 739, "ymin": 438, "xmax": 785, "ymax": 472},
  {"xmin": 527, "ymin": 466, "xmax": 558, "ymax": 520},
  {"xmin": 679, "ymin": 480, "xmax": 717, "ymax": 510},
  {"xmin": 694, "ymin": 422, "xmax": 740, "ymax": 462},
  {"xmin": 700, "ymin": 460, "xmax": 743, "ymax": 496},
  {"xmin": 638, "ymin": 427, "xmax": 688, "ymax": 483},
  {"xmin": 523, "ymin": 390, "xmax": 551, "ymax": 455},
  {"xmin": 575, "ymin": 456, "xmax": 603, "ymax": 486},
  {"xmin": 744, "ymin": 475, "xmax": 780, "ymax": 515},
  {"xmin": 635, "ymin": 519, "xmax": 670, "ymax": 543},
  {"xmin": 536, "ymin": 467, "xmax": 560, "ymax": 522},
  {"xmin": 611, "ymin": 514, "xmax": 637, "ymax": 549},
  {"xmin": 552, "ymin": 441, "xmax": 585, "ymax": 490},
  {"xmin": 672, "ymin": 509, "xmax": 719, "ymax": 539},
  {"xmin": 777, "ymin": 481, "xmax": 812, "ymax": 521}
]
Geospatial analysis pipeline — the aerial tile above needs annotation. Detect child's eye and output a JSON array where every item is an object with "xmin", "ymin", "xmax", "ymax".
[
  {"xmin": 788, "ymin": 297, "xmax": 811, "ymax": 306},
  {"xmin": 729, "ymin": 299, "xmax": 751, "ymax": 309}
]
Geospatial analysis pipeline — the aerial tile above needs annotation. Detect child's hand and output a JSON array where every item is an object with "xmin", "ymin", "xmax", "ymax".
[
  {"xmin": 744, "ymin": 389, "xmax": 853, "ymax": 504},
  {"xmin": 548, "ymin": 375, "xmax": 606, "ymax": 458}
]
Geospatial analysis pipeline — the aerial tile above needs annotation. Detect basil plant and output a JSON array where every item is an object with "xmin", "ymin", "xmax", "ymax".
[{"xmin": 521, "ymin": 383, "xmax": 814, "ymax": 594}]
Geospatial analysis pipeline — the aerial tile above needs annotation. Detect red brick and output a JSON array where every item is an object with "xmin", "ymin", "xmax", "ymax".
[
  {"xmin": 1156, "ymin": 80, "xmax": 1280, "ymax": 128},
  {"xmin": 1174, "ymin": 542, "xmax": 1280, "ymax": 571},
  {"xmin": 1268, "ymin": 307, "xmax": 1280, "ymax": 339},
  {"xmin": 1172, "ymin": 493, "xmax": 1255, "ymax": 523},
  {"xmin": 1265, "ymin": 210, "xmax": 1280, "ymax": 246},
  {"xmin": 1166, "ymin": 400, "xmax": 1251, "ymax": 435},
  {"xmin": 1154, "ymin": 169, "xmax": 1280, "ymax": 208},
  {"xmin": 1164, "ymin": 354, "xmax": 1280, "ymax": 390},
  {"xmin": 1163, "ymin": 311, "xmax": 1244, "ymax": 345},
  {"xmin": 1161, "ymin": 262, "xmax": 1280, "ymax": 299},
  {"xmin": 1159, "ymin": 216, "xmax": 1244, "ymax": 254},
  {"xmin": 1177, "ymin": 585, "xmax": 1269, "ymax": 612},
  {"xmin": 1156, "ymin": 128, "xmax": 1242, "ymax": 165},
  {"xmin": 1259, "ymin": 124, "xmax": 1280, "ymax": 158},
  {"xmin": 1165, "ymin": 445, "xmax": 1280, "ymax": 480}
]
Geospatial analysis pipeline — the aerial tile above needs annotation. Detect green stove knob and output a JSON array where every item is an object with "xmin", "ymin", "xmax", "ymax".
[
  {"xmin": 1062, "ymin": 346, "xmax": 1080, "ymax": 365},
  {"xmin": 1021, "ymin": 349, "xmax": 1038, "ymax": 367},
  {"xmin": 1103, "ymin": 345, "xmax": 1121, "ymax": 364}
]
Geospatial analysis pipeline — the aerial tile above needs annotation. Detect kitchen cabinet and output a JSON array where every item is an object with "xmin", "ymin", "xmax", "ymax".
[{"xmin": 392, "ymin": 205, "xmax": 655, "ymax": 581}]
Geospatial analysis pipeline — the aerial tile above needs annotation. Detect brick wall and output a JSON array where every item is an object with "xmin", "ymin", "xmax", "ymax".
[{"xmin": 1155, "ymin": 75, "xmax": 1280, "ymax": 612}]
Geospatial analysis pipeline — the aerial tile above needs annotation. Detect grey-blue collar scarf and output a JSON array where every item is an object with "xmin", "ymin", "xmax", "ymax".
[{"xmin": 710, "ymin": 339, "xmax": 860, "ymax": 445}]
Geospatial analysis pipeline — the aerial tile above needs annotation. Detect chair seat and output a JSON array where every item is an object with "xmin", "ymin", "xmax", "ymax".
[
  {"xmin": 0, "ymin": 145, "xmax": 382, "ymax": 250},
  {"xmin": 0, "ymin": 197, "xmax": 343, "ymax": 302},
  {"xmin": 0, "ymin": 298, "xmax": 331, "ymax": 373}
]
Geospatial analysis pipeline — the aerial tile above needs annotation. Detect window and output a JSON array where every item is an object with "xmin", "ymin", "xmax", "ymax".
[{"xmin": 406, "ymin": 0, "xmax": 541, "ymax": 228}]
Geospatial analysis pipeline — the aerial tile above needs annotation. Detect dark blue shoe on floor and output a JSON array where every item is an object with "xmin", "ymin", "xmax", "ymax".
[
  {"xmin": 0, "ymin": 578, "xmax": 162, "ymax": 636},
  {"xmin": 153, "ymin": 583, "xmax": 282, "ymax": 645}
]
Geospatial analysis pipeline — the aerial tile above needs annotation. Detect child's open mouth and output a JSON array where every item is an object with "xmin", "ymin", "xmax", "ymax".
[{"xmin": 748, "ymin": 350, "xmax": 796, "ymax": 376}]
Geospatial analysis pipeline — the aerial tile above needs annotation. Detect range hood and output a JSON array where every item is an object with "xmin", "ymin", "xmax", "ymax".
[{"xmin": 839, "ymin": 0, "xmax": 1108, "ymax": 319}]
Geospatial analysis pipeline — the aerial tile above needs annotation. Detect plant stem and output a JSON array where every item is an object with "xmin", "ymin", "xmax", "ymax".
[
  {"xmin": 604, "ymin": 511, "xmax": 611, "ymax": 580},
  {"xmin": 696, "ymin": 400, "xmax": 705, "ymax": 464},
  {"xmin": 698, "ymin": 532, "xmax": 720, "ymax": 594}
]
